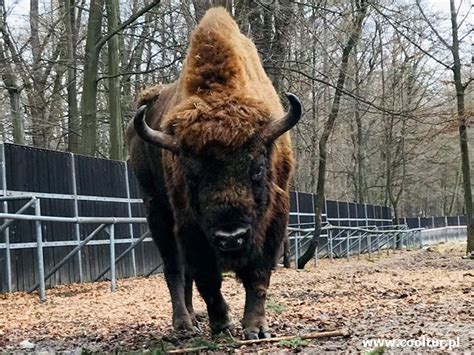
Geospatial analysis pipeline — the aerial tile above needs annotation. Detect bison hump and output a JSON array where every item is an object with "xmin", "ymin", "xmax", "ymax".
[{"xmin": 181, "ymin": 7, "xmax": 254, "ymax": 96}]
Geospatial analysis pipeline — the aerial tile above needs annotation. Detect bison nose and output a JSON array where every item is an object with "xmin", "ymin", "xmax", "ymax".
[{"xmin": 212, "ymin": 225, "xmax": 250, "ymax": 251}]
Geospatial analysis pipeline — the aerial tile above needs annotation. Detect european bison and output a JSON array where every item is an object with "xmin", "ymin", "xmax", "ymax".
[{"xmin": 127, "ymin": 7, "xmax": 302, "ymax": 339}]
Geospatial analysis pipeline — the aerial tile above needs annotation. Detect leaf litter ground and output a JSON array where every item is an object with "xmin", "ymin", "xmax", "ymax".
[{"xmin": 0, "ymin": 242, "xmax": 472, "ymax": 353}]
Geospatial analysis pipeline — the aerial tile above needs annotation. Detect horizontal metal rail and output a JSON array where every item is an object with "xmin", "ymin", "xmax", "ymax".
[
  {"xmin": 0, "ymin": 197, "xmax": 36, "ymax": 233},
  {"xmin": 287, "ymin": 223, "xmax": 428, "ymax": 264},
  {"xmin": 94, "ymin": 231, "xmax": 151, "ymax": 282},
  {"xmin": 0, "ymin": 190, "xmax": 143, "ymax": 204},
  {"xmin": 0, "ymin": 237, "xmax": 154, "ymax": 249},
  {"xmin": 0, "ymin": 213, "xmax": 146, "ymax": 224},
  {"xmin": 28, "ymin": 224, "xmax": 107, "ymax": 292}
]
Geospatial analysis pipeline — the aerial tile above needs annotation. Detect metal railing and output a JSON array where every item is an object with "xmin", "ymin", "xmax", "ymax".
[
  {"xmin": 287, "ymin": 222, "xmax": 467, "ymax": 267},
  {"xmin": 0, "ymin": 194, "xmax": 151, "ymax": 301},
  {"xmin": 419, "ymin": 226, "xmax": 467, "ymax": 245},
  {"xmin": 1, "ymin": 196, "xmax": 468, "ymax": 301}
]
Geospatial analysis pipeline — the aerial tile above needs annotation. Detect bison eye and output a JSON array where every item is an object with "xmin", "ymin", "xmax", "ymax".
[
  {"xmin": 251, "ymin": 163, "xmax": 265, "ymax": 183},
  {"xmin": 251, "ymin": 155, "xmax": 266, "ymax": 182},
  {"xmin": 181, "ymin": 159, "xmax": 201, "ymax": 187},
  {"xmin": 252, "ymin": 165, "xmax": 263, "ymax": 181}
]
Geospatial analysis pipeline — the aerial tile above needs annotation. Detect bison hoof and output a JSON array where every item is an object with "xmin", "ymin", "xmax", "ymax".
[
  {"xmin": 211, "ymin": 320, "xmax": 234, "ymax": 335},
  {"xmin": 244, "ymin": 329, "xmax": 272, "ymax": 340},
  {"xmin": 173, "ymin": 317, "xmax": 195, "ymax": 333},
  {"xmin": 244, "ymin": 331, "xmax": 259, "ymax": 340},
  {"xmin": 259, "ymin": 331, "xmax": 272, "ymax": 339}
]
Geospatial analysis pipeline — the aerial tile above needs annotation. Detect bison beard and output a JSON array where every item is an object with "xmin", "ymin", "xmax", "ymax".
[{"xmin": 127, "ymin": 8, "xmax": 302, "ymax": 339}]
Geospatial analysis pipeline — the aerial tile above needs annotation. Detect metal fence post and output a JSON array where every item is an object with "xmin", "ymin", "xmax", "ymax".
[
  {"xmin": 368, "ymin": 233, "xmax": 371, "ymax": 258},
  {"xmin": 329, "ymin": 229, "xmax": 333, "ymax": 260},
  {"xmin": 457, "ymin": 216, "xmax": 461, "ymax": 239},
  {"xmin": 294, "ymin": 233, "xmax": 299, "ymax": 269},
  {"xmin": 295, "ymin": 192, "xmax": 300, "ymax": 268},
  {"xmin": 1, "ymin": 142, "xmax": 12, "ymax": 292},
  {"xmin": 314, "ymin": 243, "xmax": 318, "ymax": 266},
  {"xmin": 109, "ymin": 224, "xmax": 116, "ymax": 292},
  {"xmin": 324, "ymin": 198, "xmax": 328, "ymax": 224},
  {"xmin": 34, "ymin": 198, "xmax": 46, "ymax": 302},
  {"xmin": 124, "ymin": 162, "xmax": 137, "ymax": 277},
  {"xmin": 313, "ymin": 194, "xmax": 317, "ymax": 266},
  {"xmin": 346, "ymin": 231, "xmax": 349, "ymax": 259},
  {"xmin": 358, "ymin": 231, "xmax": 361, "ymax": 259},
  {"xmin": 364, "ymin": 203, "xmax": 368, "ymax": 227},
  {"xmin": 444, "ymin": 215, "xmax": 449, "ymax": 242},
  {"xmin": 70, "ymin": 153, "xmax": 83, "ymax": 283}
]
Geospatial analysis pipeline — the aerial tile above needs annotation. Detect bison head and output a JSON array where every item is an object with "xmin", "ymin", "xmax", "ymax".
[{"xmin": 134, "ymin": 93, "xmax": 301, "ymax": 253}]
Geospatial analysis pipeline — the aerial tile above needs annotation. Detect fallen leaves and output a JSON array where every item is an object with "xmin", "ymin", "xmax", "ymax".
[{"xmin": 0, "ymin": 243, "xmax": 472, "ymax": 352}]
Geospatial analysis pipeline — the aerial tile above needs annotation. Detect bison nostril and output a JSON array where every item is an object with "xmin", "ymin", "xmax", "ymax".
[
  {"xmin": 212, "ymin": 225, "xmax": 250, "ymax": 251},
  {"xmin": 214, "ymin": 226, "xmax": 250, "ymax": 239}
]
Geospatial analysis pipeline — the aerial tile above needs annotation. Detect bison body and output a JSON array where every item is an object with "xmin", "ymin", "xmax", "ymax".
[{"xmin": 127, "ymin": 8, "xmax": 301, "ymax": 339}]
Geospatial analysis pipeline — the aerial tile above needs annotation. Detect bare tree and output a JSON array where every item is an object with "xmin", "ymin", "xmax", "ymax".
[
  {"xmin": 80, "ymin": 0, "xmax": 161, "ymax": 156},
  {"xmin": 0, "ymin": 0, "xmax": 24, "ymax": 144},
  {"xmin": 298, "ymin": 0, "xmax": 369, "ymax": 269},
  {"xmin": 106, "ymin": 0, "xmax": 124, "ymax": 160},
  {"xmin": 61, "ymin": 0, "xmax": 80, "ymax": 152},
  {"xmin": 412, "ymin": 0, "xmax": 473, "ymax": 253}
]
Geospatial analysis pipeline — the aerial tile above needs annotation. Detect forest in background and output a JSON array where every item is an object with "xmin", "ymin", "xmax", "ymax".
[{"xmin": 0, "ymin": 0, "xmax": 472, "ymax": 222}]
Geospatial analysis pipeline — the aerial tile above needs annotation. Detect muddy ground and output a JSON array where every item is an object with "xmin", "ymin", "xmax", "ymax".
[{"xmin": 0, "ymin": 242, "xmax": 473, "ymax": 353}]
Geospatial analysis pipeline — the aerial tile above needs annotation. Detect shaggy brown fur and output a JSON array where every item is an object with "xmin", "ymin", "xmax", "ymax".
[{"xmin": 127, "ymin": 7, "xmax": 297, "ymax": 338}]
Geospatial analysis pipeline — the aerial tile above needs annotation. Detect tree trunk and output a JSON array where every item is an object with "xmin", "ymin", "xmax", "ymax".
[
  {"xmin": 192, "ymin": 0, "xmax": 211, "ymax": 22},
  {"xmin": 106, "ymin": 0, "xmax": 124, "ymax": 160},
  {"xmin": 0, "ymin": 43, "xmax": 24, "ymax": 144},
  {"xmin": 8, "ymin": 88, "xmax": 24, "ymax": 144},
  {"xmin": 297, "ymin": 0, "xmax": 368, "ymax": 269},
  {"xmin": 448, "ymin": 167, "xmax": 460, "ymax": 216},
  {"xmin": 271, "ymin": 0, "xmax": 292, "ymax": 93},
  {"xmin": 449, "ymin": 0, "xmax": 473, "ymax": 253},
  {"xmin": 80, "ymin": 0, "xmax": 104, "ymax": 156},
  {"xmin": 29, "ymin": 0, "xmax": 48, "ymax": 148},
  {"xmin": 353, "ymin": 49, "xmax": 365, "ymax": 203},
  {"xmin": 0, "ymin": 0, "xmax": 25, "ymax": 144},
  {"xmin": 62, "ymin": 0, "xmax": 80, "ymax": 152}
]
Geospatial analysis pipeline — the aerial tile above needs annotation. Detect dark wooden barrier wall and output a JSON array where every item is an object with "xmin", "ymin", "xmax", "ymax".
[{"xmin": 0, "ymin": 144, "xmax": 159, "ymax": 292}]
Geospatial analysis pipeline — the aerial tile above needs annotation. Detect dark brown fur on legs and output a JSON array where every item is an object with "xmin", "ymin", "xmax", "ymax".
[
  {"xmin": 127, "ymin": 7, "xmax": 301, "ymax": 339},
  {"xmin": 145, "ymin": 198, "xmax": 193, "ymax": 332}
]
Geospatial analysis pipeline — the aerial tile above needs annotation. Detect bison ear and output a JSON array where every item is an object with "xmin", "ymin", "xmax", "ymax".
[
  {"xmin": 262, "ymin": 93, "xmax": 302, "ymax": 143},
  {"xmin": 133, "ymin": 105, "xmax": 180, "ymax": 153}
]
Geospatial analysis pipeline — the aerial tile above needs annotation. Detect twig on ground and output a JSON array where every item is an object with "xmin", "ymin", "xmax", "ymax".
[{"xmin": 167, "ymin": 329, "xmax": 350, "ymax": 353}]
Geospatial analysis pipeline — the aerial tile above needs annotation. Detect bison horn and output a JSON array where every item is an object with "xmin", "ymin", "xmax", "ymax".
[
  {"xmin": 133, "ymin": 105, "xmax": 179, "ymax": 153},
  {"xmin": 263, "ymin": 92, "xmax": 302, "ymax": 143}
]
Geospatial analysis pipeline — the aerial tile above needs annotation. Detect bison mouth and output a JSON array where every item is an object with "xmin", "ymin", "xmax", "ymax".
[{"xmin": 211, "ymin": 224, "xmax": 252, "ymax": 252}]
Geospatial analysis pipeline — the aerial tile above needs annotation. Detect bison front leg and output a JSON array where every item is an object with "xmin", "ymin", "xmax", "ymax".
[
  {"xmin": 146, "ymin": 201, "xmax": 194, "ymax": 332},
  {"xmin": 194, "ymin": 268, "xmax": 233, "ymax": 334},
  {"xmin": 238, "ymin": 206, "xmax": 288, "ymax": 339},
  {"xmin": 238, "ymin": 269, "xmax": 272, "ymax": 339},
  {"xmin": 183, "ymin": 231, "xmax": 232, "ymax": 334}
]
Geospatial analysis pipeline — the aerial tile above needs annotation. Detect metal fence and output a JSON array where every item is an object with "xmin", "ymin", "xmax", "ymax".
[
  {"xmin": 288, "ymin": 224, "xmax": 467, "ymax": 267},
  {"xmin": 0, "ymin": 143, "xmax": 157, "ymax": 294}
]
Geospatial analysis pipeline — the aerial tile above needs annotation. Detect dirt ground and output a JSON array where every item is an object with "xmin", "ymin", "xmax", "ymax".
[{"xmin": 0, "ymin": 242, "xmax": 473, "ymax": 353}]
